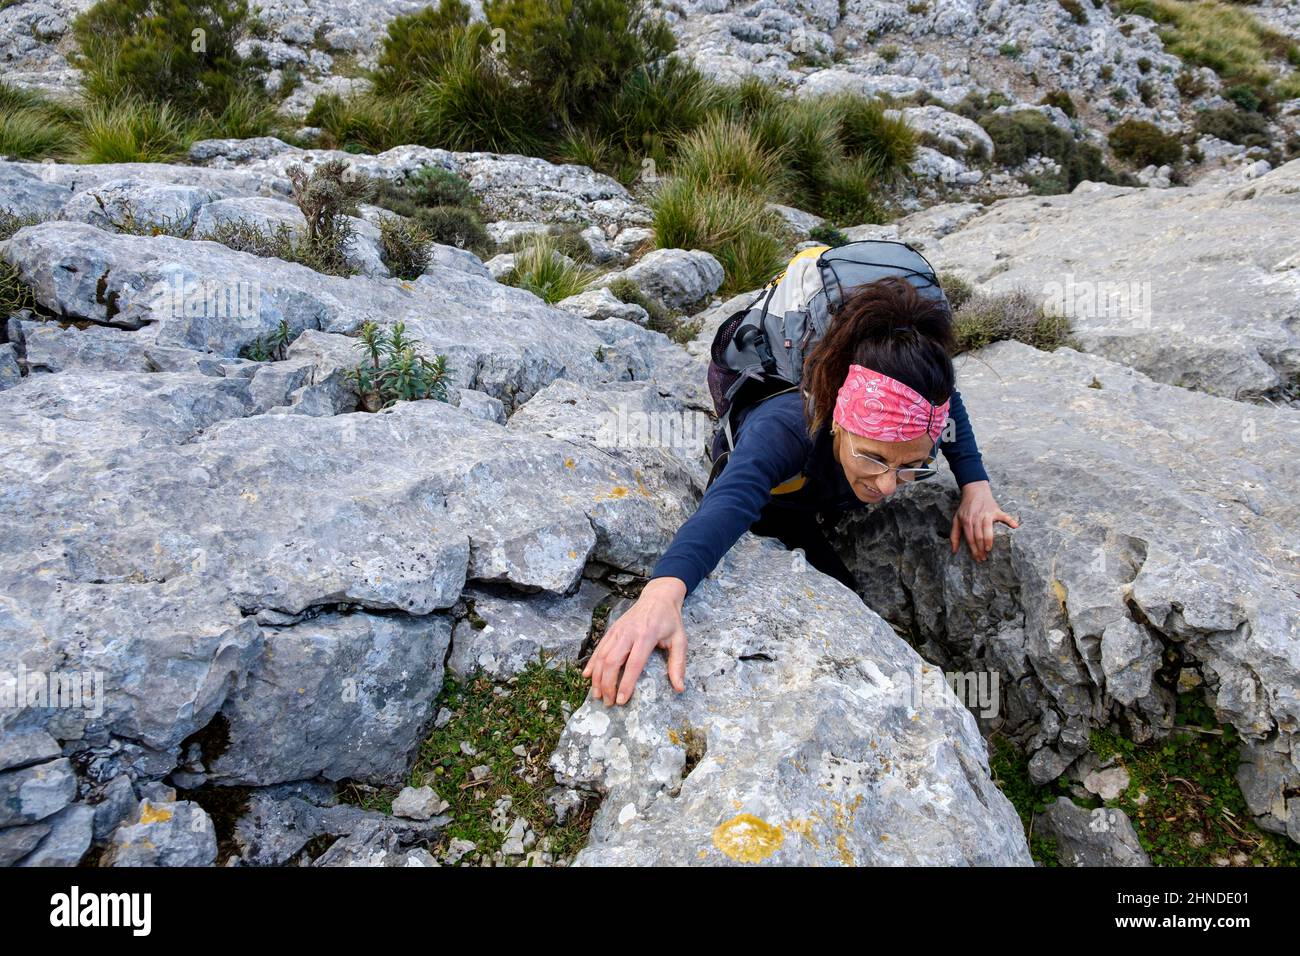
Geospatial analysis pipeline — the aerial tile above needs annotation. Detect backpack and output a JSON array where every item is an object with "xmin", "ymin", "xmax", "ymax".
[{"xmin": 704, "ymin": 239, "xmax": 948, "ymax": 493}]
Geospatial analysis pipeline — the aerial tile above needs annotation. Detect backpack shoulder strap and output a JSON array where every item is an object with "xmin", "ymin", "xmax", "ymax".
[{"xmin": 720, "ymin": 384, "xmax": 802, "ymax": 454}]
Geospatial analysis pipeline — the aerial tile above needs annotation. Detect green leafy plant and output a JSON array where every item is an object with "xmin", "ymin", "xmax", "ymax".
[
  {"xmin": 371, "ymin": 0, "xmax": 490, "ymax": 96},
  {"xmin": 347, "ymin": 320, "xmax": 452, "ymax": 411},
  {"xmin": 370, "ymin": 167, "xmax": 492, "ymax": 257},
  {"xmin": 482, "ymin": 0, "xmax": 676, "ymax": 125},
  {"xmin": 338, "ymin": 661, "xmax": 596, "ymax": 864},
  {"xmin": 1038, "ymin": 89, "xmax": 1077, "ymax": 119},
  {"xmin": 240, "ymin": 319, "xmax": 293, "ymax": 362},
  {"xmin": 808, "ymin": 223, "xmax": 850, "ymax": 248},
  {"xmin": 979, "ymin": 109, "xmax": 1127, "ymax": 191},
  {"xmin": 1195, "ymin": 107, "xmax": 1271, "ymax": 147},
  {"xmin": 413, "ymin": 27, "xmax": 547, "ymax": 154}
]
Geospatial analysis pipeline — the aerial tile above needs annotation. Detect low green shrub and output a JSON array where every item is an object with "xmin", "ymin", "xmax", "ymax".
[
  {"xmin": 953, "ymin": 289, "xmax": 1074, "ymax": 353},
  {"xmin": 937, "ymin": 271, "xmax": 975, "ymax": 313},
  {"xmin": 808, "ymin": 223, "xmax": 850, "ymax": 248},
  {"xmin": 75, "ymin": 97, "xmax": 193, "ymax": 163},
  {"xmin": 370, "ymin": 167, "xmax": 491, "ymax": 257},
  {"xmin": 412, "ymin": 207, "xmax": 492, "ymax": 257},
  {"xmin": 371, "ymin": 0, "xmax": 488, "ymax": 96},
  {"xmin": 501, "ymin": 232, "xmax": 605, "ymax": 303},
  {"xmin": 1038, "ymin": 89, "xmax": 1077, "ymax": 119},
  {"xmin": 378, "ymin": 216, "xmax": 433, "ymax": 280},
  {"xmin": 197, "ymin": 218, "xmax": 358, "ymax": 276},
  {"xmin": 1195, "ymin": 107, "xmax": 1271, "ymax": 147},
  {"xmin": 1108, "ymin": 119, "xmax": 1184, "ymax": 167},
  {"xmin": 72, "ymin": 0, "xmax": 268, "ymax": 116},
  {"xmin": 412, "ymin": 29, "xmax": 547, "ymax": 154},
  {"xmin": 482, "ymin": 0, "xmax": 677, "ymax": 125},
  {"xmin": 304, "ymin": 91, "xmax": 421, "ymax": 153}
]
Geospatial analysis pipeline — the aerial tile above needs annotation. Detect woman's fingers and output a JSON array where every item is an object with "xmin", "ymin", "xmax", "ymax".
[
  {"xmin": 615, "ymin": 634, "xmax": 656, "ymax": 706},
  {"xmin": 962, "ymin": 516, "xmax": 981, "ymax": 560},
  {"xmin": 950, "ymin": 511, "xmax": 962, "ymax": 554},
  {"xmin": 981, "ymin": 513, "xmax": 995, "ymax": 556},
  {"xmin": 586, "ymin": 622, "xmax": 623, "ymax": 703},
  {"xmin": 665, "ymin": 624, "xmax": 687, "ymax": 693},
  {"xmin": 598, "ymin": 625, "xmax": 633, "ymax": 705}
]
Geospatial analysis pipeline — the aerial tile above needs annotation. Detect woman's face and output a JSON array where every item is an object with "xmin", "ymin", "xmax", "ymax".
[{"xmin": 832, "ymin": 425, "xmax": 936, "ymax": 503}]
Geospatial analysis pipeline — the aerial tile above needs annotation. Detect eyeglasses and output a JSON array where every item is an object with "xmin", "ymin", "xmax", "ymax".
[{"xmin": 843, "ymin": 430, "xmax": 939, "ymax": 483}]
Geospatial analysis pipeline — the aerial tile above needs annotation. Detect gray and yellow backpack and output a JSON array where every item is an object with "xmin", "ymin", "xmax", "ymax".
[{"xmin": 705, "ymin": 239, "xmax": 949, "ymax": 493}]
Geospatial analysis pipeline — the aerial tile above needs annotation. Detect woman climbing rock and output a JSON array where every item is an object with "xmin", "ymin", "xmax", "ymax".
[{"xmin": 583, "ymin": 258, "xmax": 1019, "ymax": 707}]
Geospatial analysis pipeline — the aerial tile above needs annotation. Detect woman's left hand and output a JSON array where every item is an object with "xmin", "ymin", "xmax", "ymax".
[{"xmin": 950, "ymin": 480, "xmax": 1019, "ymax": 562}]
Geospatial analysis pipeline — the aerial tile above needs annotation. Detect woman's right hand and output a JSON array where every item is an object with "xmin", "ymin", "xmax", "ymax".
[{"xmin": 582, "ymin": 576, "xmax": 688, "ymax": 707}]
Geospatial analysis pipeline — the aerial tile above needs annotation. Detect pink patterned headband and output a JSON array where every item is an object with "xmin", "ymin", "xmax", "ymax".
[{"xmin": 832, "ymin": 364, "xmax": 950, "ymax": 443}]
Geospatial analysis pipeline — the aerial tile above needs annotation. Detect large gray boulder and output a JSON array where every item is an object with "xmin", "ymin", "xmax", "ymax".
[
  {"xmin": 449, "ymin": 580, "xmax": 610, "ymax": 682},
  {"xmin": 0, "ymin": 375, "xmax": 699, "ymax": 804},
  {"xmin": 932, "ymin": 160, "xmax": 1300, "ymax": 399},
  {"xmin": 832, "ymin": 340, "xmax": 1300, "ymax": 839},
  {"xmin": 550, "ymin": 534, "xmax": 1033, "ymax": 866},
  {"xmin": 202, "ymin": 612, "xmax": 452, "ymax": 787},
  {"xmin": 0, "ymin": 162, "xmax": 78, "ymax": 219},
  {"xmin": 1, "ymin": 222, "xmax": 709, "ymax": 413},
  {"xmin": 188, "ymin": 140, "xmax": 654, "ymax": 233},
  {"xmin": 594, "ymin": 248, "xmax": 725, "ymax": 313},
  {"xmin": 1035, "ymin": 798, "xmax": 1152, "ymax": 867}
]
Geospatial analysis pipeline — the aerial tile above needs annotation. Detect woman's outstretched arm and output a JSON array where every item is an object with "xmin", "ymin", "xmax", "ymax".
[{"xmin": 584, "ymin": 399, "xmax": 810, "ymax": 707}]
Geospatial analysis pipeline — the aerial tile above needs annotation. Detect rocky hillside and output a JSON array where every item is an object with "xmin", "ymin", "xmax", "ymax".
[{"xmin": 1, "ymin": 1, "xmax": 1298, "ymax": 868}]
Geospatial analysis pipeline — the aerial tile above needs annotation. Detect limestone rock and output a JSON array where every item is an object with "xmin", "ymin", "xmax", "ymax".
[{"xmin": 551, "ymin": 535, "xmax": 1032, "ymax": 866}]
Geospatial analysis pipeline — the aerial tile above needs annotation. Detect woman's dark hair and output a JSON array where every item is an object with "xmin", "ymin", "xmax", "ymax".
[{"xmin": 802, "ymin": 276, "xmax": 956, "ymax": 438}]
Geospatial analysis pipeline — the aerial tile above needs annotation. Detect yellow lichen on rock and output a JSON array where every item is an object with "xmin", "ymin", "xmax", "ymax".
[
  {"xmin": 712, "ymin": 813, "xmax": 784, "ymax": 863},
  {"xmin": 139, "ymin": 800, "xmax": 173, "ymax": 825}
]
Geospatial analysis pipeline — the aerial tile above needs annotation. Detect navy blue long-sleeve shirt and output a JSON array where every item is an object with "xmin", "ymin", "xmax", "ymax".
[{"xmin": 649, "ymin": 387, "xmax": 988, "ymax": 596}]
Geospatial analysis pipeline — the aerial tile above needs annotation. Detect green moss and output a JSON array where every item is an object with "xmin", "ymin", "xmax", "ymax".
[
  {"xmin": 988, "ymin": 734, "xmax": 1071, "ymax": 866},
  {"xmin": 1088, "ymin": 694, "xmax": 1300, "ymax": 867},
  {"xmin": 341, "ymin": 661, "xmax": 598, "ymax": 864},
  {"xmin": 988, "ymin": 690, "xmax": 1299, "ymax": 867}
]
